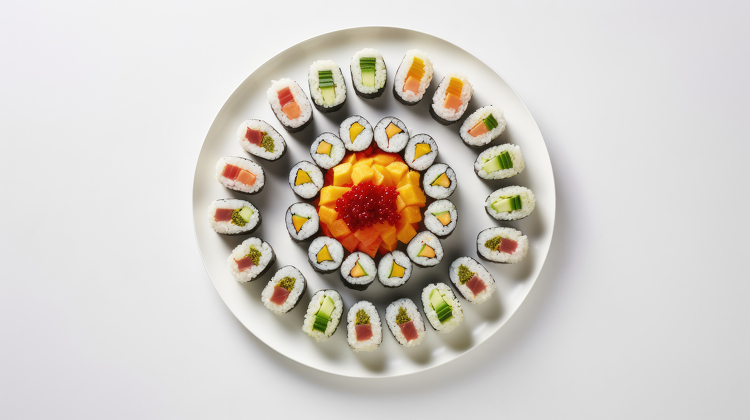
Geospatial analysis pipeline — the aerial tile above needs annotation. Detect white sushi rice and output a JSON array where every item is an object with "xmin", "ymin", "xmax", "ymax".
[
  {"xmin": 449, "ymin": 257, "xmax": 496, "ymax": 304},
  {"xmin": 406, "ymin": 231, "xmax": 443, "ymax": 267},
  {"xmin": 308, "ymin": 60, "xmax": 346, "ymax": 109},
  {"xmin": 421, "ymin": 283, "xmax": 463, "ymax": 333},
  {"xmin": 351, "ymin": 48, "xmax": 386, "ymax": 94},
  {"xmin": 423, "ymin": 163, "xmax": 457, "ymax": 199},
  {"xmin": 431, "ymin": 73, "xmax": 473, "ymax": 122},
  {"xmin": 267, "ymin": 78, "xmax": 313, "ymax": 129},
  {"xmin": 474, "ymin": 144, "xmax": 525, "ymax": 180},
  {"xmin": 385, "ymin": 298, "xmax": 425, "ymax": 347},
  {"xmin": 288, "ymin": 161, "xmax": 324, "ymax": 199},
  {"xmin": 403, "ymin": 134, "xmax": 438, "ymax": 171},
  {"xmin": 377, "ymin": 251, "xmax": 413, "ymax": 288},
  {"xmin": 373, "ymin": 117, "xmax": 409, "ymax": 153},
  {"xmin": 236, "ymin": 119, "xmax": 286, "ymax": 161},
  {"xmin": 285, "ymin": 202, "xmax": 319, "ymax": 241},
  {"xmin": 394, "ymin": 49, "xmax": 434, "ymax": 103},
  {"xmin": 215, "ymin": 156, "xmax": 265, "ymax": 194},
  {"xmin": 302, "ymin": 290, "xmax": 343, "ymax": 342},
  {"xmin": 339, "ymin": 115, "xmax": 374, "ymax": 151},
  {"xmin": 485, "ymin": 186, "xmax": 536, "ymax": 221},
  {"xmin": 346, "ymin": 301, "xmax": 382, "ymax": 352},
  {"xmin": 340, "ymin": 252, "xmax": 377, "ymax": 287},
  {"xmin": 310, "ymin": 132, "xmax": 346, "ymax": 170},
  {"xmin": 308, "ymin": 236, "xmax": 344, "ymax": 272},
  {"xmin": 227, "ymin": 237, "xmax": 275, "ymax": 283},
  {"xmin": 207, "ymin": 199, "xmax": 260, "ymax": 235},
  {"xmin": 423, "ymin": 199, "xmax": 457, "ymax": 237},
  {"xmin": 459, "ymin": 105, "xmax": 506, "ymax": 147},
  {"xmin": 261, "ymin": 265, "xmax": 306, "ymax": 314},
  {"xmin": 476, "ymin": 227, "xmax": 529, "ymax": 264}
]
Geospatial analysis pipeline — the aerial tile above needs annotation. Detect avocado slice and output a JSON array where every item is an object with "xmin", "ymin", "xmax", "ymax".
[
  {"xmin": 431, "ymin": 173, "xmax": 451, "ymax": 188},
  {"xmin": 389, "ymin": 262, "xmax": 406, "ymax": 278},
  {"xmin": 238, "ymin": 207, "xmax": 254, "ymax": 222},
  {"xmin": 318, "ymin": 71, "xmax": 336, "ymax": 105},
  {"xmin": 429, "ymin": 289, "xmax": 453, "ymax": 323},
  {"xmin": 492, "ymin": 195, "xmax": 522, "ymax": 213},
  {"xmin": 482, "ymin": 156, "xmax": 502, "ymax": 173},
  {"xmin": 313, "ymin": 296, "xmax": 335, "ymax": 332},
  {"xmin": 295, "ymin": 169, "xmax": 313, "ymax": 186},
  {"xmin": 350, "ymin": 261, "xmax": 367, "ymax": 278},
  {"xmin": 360, "ymin": 58, "xmax": 376, "ymax": 87}
]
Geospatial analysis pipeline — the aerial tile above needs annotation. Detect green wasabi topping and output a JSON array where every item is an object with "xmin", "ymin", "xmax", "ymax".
[
  {"xmin": 457, "ymin": 264, "xmax": 474, "ymax": 285},
  {"xmin": 277, "ymin": 276, "xmax": 296, "ymax": 291},
  {"xmin": 246, "ymin": 246, "xmax": 261, "ymax": 266},
  {"xmin": 260, "ymin": 134, "xmax": 275, "ymax": 153},
  {"xmin": 231, "ymin": 208, "xmax": 247, "ymax": 226},
  {"xmin": 484, "ymin": 236, "xmax": 503, "ymax": 250},
  {"xmin": 355, "ymin": 309, "xmax": 370, "ymax": 325},
  {"xmin": 396, "ymin": 307, "xmax": 411, "ymax": 324}
]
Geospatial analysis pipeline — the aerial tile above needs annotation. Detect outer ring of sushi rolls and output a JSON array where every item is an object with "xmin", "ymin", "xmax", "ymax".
[
  {"xmin": 302, "ymin": 289, "xmax": 344, "ymax": 342},
  {"xmin": 310, "ymin": 132, "xmax": 346, "ymax": 170},
  {"xmin": 207, "ymin": 199, "xmax": 262, "ymax": 235},
  {"xmin": 308, "ymin": 60, "xmax": 347, "ymax": 113},
  {"xmin": 429, "ymin": 73, "xmax": 473, "ymax": 126},
  {"xmin": 459, "ymin": 105, "xmax": 506, "ymax": 148},
  {"xmin": 373, "ymin": 117, "xmax": 409, "ymax": 153},
  {"xmin": 261, "ymin": 265, "xmax": 308, "ymax": 314},
  {"xmin": 307, "ymin": 236, "xmax": 345, "ymax": 274},
  {"xmin": 216, "ymin": 156, "xmax": 266, "ymax": 195},
  {"xmin": 393, "ymin": 49, "xmax": 433, "ymax": 106},
  {"xmin": 288, "ymin": 161, "xmax": 324, "ymax": 200},
  {"xmin": 267, "ymin": 78, "xmax": 313, "ymax": 133},
  {"xmin": 423, "ymin": 199, "xmax": 457, "ymax": 238},
  {"xmin": 346, "ymin": 301, "xmax": 383, "ymax": 352},
  {"xmin": 476, "ymin": 227, "xmax": 529, "ymax": 264},
  {"xmin": 403, "ymin": 133, "xmax": 438, "ymax": 171},
  {"xmin": 285, "ymin": 202, "xmax": 320, "ymax": 243},
  {"xmin": 377, "ymin": 251, "xmax": 413, "ymax": 288},
  {"xmin": 227, "ymin": 237, "xmax": 276, "ymax": 283},
  {"xmin": 484, "ymin": 186, "xmax": 536, "ymax": 221},
  {"xmin": 236, "ymin": 119, "xmax": 287, "ymax": 161},
  {"xmin": 406, "ymin": 231, "xmax": 444, "ymax": 268},
  {"xmin": 421, "ymin": 283, "xmax": 464, "ymax": 333},
  {"xmin": 423, "ymin": 163, "xmax": 457, "ymax": 199},
  {"xmin": 385, "ymin": 298, "xmax": 426, "ymax": 347},
  {"xmin": 339, "ymin": 252, "xmax": 377, "ymax": 291},
  {"xmin": 474, "ymin": 144, "xmax": 525, "ymax": 180},
  {"xmin": 448, "ymin": 256, "xmax": 497, "ymax": 304},
  {"xmin": 350, "ymin": 48, "xmax": 387, "ymax": 99}
]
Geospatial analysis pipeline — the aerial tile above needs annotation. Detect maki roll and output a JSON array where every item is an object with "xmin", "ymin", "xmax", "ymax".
[
  {"xmin": 449, "ymin": 257, "xmax": 496, "ymax": 304},
  {"xmin": 308, "ymin": 60, "xmax": 346, "ymax": 113},
  {"xmin": 310, "ymin": 132, "xmax": 345, "ymax": 170},
  {"xmin": 477, "ymin": 227, "xmax": 529, "ymax": 264},
  {"xmin": 288, "ymin": 161, "xmax": 323, "ymax": 200},
  {"xmin": 430, "ymin": 73, "xmax": 473, "ymax": 125},
  {"xmin": 406, "ymin": 231, "xmax": 443, "ymax": 268},
  {"xmin": 423, "ymin": 163, "xmax": 457, "ymax": 199},
  {"xmin": 423, "ymin": 199, "xmax": 457, "ymax": 238},
  {"xmin": 236, "ymin": 119, "xmax": 286, "ymax": 161},
  {"xmin": 339, "ymin": 115, "xmax": 374, "ymax": 152},
  {"xmin": 377, "ymin": 251, "xmax": 412, "ymax": 288},
  {"xmin": 261, "ymin": 265, "xmax": 307, "ymax": 314},
  {"xmin": 285, "ymin": 203, "xmax": 319, "ymax": 242},
  {"xmin": 267, "ymin": 78, "xmax": 313, "ymax": 133},
  {"xmin": 403, "ymin": 134, "xmax": 438, "ymax": 171},
  {"xmin": 207, "ymin": 199, "xmax": 261, "ymax": 235},
  {"xmin": 350, "ymin": 48, "xmax": 386, "ymax": 99},
  {"xmin": 475, "ymin": 144, "xmax": 525, "ymax": 180},
  {"xmin": 228, "ymin": 237, "xmax": 275, "ymax": 283},
  {"xmin": 302, "ymin": 289, "xmax": 343, "ymax": 342},
  {"xmin": 307, "ymin": 236, "xmax": 344, "ymax": 274},
  {"xmin": 340, "ymin": 252, "xmax": 377, "ymax": 291},
  {"xmin": 459, "ymin": 106, "xmax": 506, "ymax": 147},
  {"xmin": 385, "ymin": 298, "xmax": 425, "ymax": 347},
  {"xmin": 485, "ymin": 186, "xmax": 536, "ymax": 221},
  {"xmin": 215, "ymin": 156, "xmax": 265, "ymax": 195},
  {"xmin": 373, "ymin": 117, "xmax": 409, "ymax": 153},
  {"xmin": 421, "ymin": 283, "xmax": 463, "ymax": 333},
  {"xmin": 347, "ymin": 301, "xmax": 383, "ymax": 352},
  {"xmin": 393, "ymin": 49, "xmax": 433, "ymax": 106}
]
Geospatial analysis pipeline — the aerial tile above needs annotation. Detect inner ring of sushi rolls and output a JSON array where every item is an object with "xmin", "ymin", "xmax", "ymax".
[
  {"xmin": 310, "ymin": 132, "xmax": 346, "ymax": 170},
  {"xmin": 308, "ymin": 60, "xmax": 346, "ymax": 113},
  {"xmin": 207, "ymin": 199, "xmax": 261, "ymax": 235},
  {"xmin": 377, "ymin": 251, "xmax": 413, "ymax": 288},
  {"xmin": 421, "ymin": 283, "xmax": 464, "ymax": 333},
  {"xmin": 423, "ymin": 163, "xmax": 457, "ymax": 199},
  {"xmin": 423, "ymin": 199, "xmax": 457, "ymax": 238},
  {"xmin": 403, "ymin": 134, "xmax": 438, "ymax": 171},
  {"xmin": 485, "ymin": 186, "xmax": 536, "ymax": 221},
  {"xmin": 228, "ymin": 237, "xmax": 275, "ymax": 283},
  {"xmin": 285, "ymin": 202, "xmax": 319, "ymax": 242},
  {"xmin": 339, "ymin": 115, "xmax": 374, "ymax": 152},
  {"xmin": 386, "ymin": 298, "xmax": 425, "ymax": 347},
  {"xmin": 474, "ymin": 144, "xmax": 525, "ymax": 180},
  {"xmin": 430, "ymin": 73, "xmax": 473, "ymax": 125},
  {"xmin": 236, "ymin": 119, "xmax": 287, "ymax": 161},
  {"xmin": 476, "ymin": 227, "xmax": 529, "ymax": 264},
  {"xmin": 393, "ymin": 49, "xmax": 433, "ymax": 105},
  {"xmin": 373, "ymin": 117, "xmax": 409, "ymax": 153},
  {"xmin": 288, "ymin": 161, "xmax": 324, "ymax": 200},
  {"xmin": 346, "ymin": 301, "xmax": 383, "ymax": 352},
  {"xmin": 302, "ymin": 289, "xmax": 343, "ymax": 342},
  {"xmin": 261, "ymin": 265, "xmax": 307, "ymax": 314},
  {"xmin": 215, "ymin": 156, "xmax": 265, "ymax": 195},
  {"xmin": 307, "ymin": 236, "xmax": 344, "ymax": 274},
  {"xmin": 350, "ymin": 48, "xmax": 387, "ymax": 99},
  {"xmin": 267, "ymin": 78, "xmax": 313, "ymax": 133},
  {"xmin": 406, "ymin": 231, "xmax": 444, "ymax": 268},
  {"xmin": 459, "ymin": 105, "xmax": 507, "ymax": 147},
  {"xmin": 339, "ymin": 252, "xmax": 377, "ymax": 291},
  {"xmin": 449, "ymin": 257, "xmax": 496, "ymax": 304}
]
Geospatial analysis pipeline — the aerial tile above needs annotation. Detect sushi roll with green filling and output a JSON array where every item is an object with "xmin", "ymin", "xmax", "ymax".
[
  {"xmin": 261, "ymin": 265, "xmax": 307, "ymax": 314},
  {"xmin": 423, "ymin": 163, "xmax": 457, "ymax": 199},
  {"xmin": 285, "ymin": 203, "xmax": 319, "ymax": 243},
  {"xmin": 303, "ymin": 289, "xmax": 344, "ymax": 342},
  {"xmin": 339, "ymin": 115, "xmax": 374, "ymax": 152},
  {"xmin": 288, "ymin": 161, "xmax": 324, "ymax": 200},
  {"xmin": 477, "ymin": 227, "xmax": 529, "ymax": 264},
  {"xmin": 485, "ymin": 186, "xmax": 536, "ymax": 221},
  {"xmin": 377, "ymin": 251, "xmax": 412, "ymax": 288},
  {"xmin": 374, "ymin": 117, "xmax": 409, "ymax": 153},
  {"xmin": 393, "ymin": 50, "xmax": 433, "ymax": 106},
  {"xmin": 403, "ymin": 134, "xmax": 438, "ymax": 171},
  {"xmin": 310, "ymin": 132, "xmax": 345, "ymax": 170},
  {"xmin": 267, "ymin": 78, "xmax": 313, "ymax": 133},
  {"xmin": 236, "ymin": 119, "xmax": 286, "ymax": 161},
  {"xmin": 340, "ymin": 252, "xmax": 377, "ymax": 291},
  {"xmin": 406, "ymin": 231, "xmax": 443, "ymax": 268},
  {"xmin": 448, "ymin": 257, "xmax": 496, "ymax": 304},
  {"xmin": 385, "ymin": 298, "xmax": 425, "ymax": 347},
  {"xmin": 430, "ymin": 73, "xmax": 473, "ymax": 125},
  {"xmin": 350, "ymin": 48, "xmax": 387, "ymax": 99},
  {"xmin": 475, "ymin": 144, "xmax": 525, "ymax": 180},
  {"xmin": 216, "ymin": 156, "xmax": 265, "ymax": 195},
  {"xmin": 421, "ymin": 283, "xmax": 463, "ymax": 333},
  {"xmin": 423, "ymin": 199, "xmax": 457, "ymax": 238},
  {"xmin": 228, "ymin": 237, "xmax": 275, "ymax": 283},
  {"xmin": 459, "ymin": 106, "xmax": 506, "ymax": 147},
  {"xmin": 308, "ymin": 60, "xmax": 346, "ymax": 113},
  {"xmin": 207, "ymin": 199, "xmax": 261, "ymax": 235},
  {"xmin": 347, "ymin": 301, "xmax": 382, "ymax": 352},
  {"xmin": 307, "ymin": 236, "xmax": 344, "ymax": 274}
]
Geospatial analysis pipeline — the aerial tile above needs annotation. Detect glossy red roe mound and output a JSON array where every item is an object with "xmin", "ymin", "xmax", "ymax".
[{"xmin": 336, "ymin": 182, "xmax": 401, "ymax": 231}]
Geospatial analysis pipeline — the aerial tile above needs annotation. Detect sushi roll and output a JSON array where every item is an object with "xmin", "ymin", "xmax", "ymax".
[
  {"xmin": 307, "ymin": 236, "xmax": 344, "ymax": 274},
  {"xmin": 475, "ymin": 144, "xmax": 525, "ymax": 180},
  {"xmin": 421, "ymin": 283, "xmax": 463, "ymax": 333},
  {"xmin": 449, "ymin": 257, "xmax": 496, "ymax": 304},
  {"xmin": 385, "ymin": 298, "xmax": 425, "ymax": 347},
  {"xmin": 459, "ymin": 106, "xmax": 506, "ymax": 147},
  {"xmin": 403, "ymin": 134, "xmax": 438, "ymax": 171},
  {"xmin": 267, "ymin": 78, "xmax": 313, "ymax": 133},
  {"xmin": 302, "ymin": 289, "xmax": 343, "ymax": 342},
  {"xmin": 347, "ymin": 301, "xmax": 383, "ymax": 352},
  {"xmin": 339, "ymin": 115, "xmax": 374, "ymax": 152},
  {"xmin": 215, "ymin": 156, "xmax": 265, "ymax": 195},
  {"xmin": 288, "ymin": 161, "xmax": 324, "ymax": 200},
  {"xmin": 430, "ymin": 73, "xmax": 473, "ymax": 125},
  {"xmin": 477, "ymin": 227, "xmax": 529, "ymax": 264},
  {"xmin": 285, "ymin": 203, "xmax": 319, "ymax": 242},
  {"xmin": 207, "ymin": 199, "xmax": 261, "ymax": 235},
  {"xmin": 350, "ymin": 48, "xmax": 386, "ymax": 99},
  {"xmin": 406, "ymin": 231, "xmax": 443, "ymax": 268},
  {"xmin": 308, "ymin": 60, "xmax": 346, "ymax": 113},
  {"xmin": 485, "ymin": 186, "xmax": 536, "ymax": 221},
  {"xmin": 393, "ymin": 49, "xmax": 433, "ymax": 106},
  {"xmin": 423, "ymin": 163, "xmax": 457, "ymax": 199},
  {"xmin": 261, "ymin": 265, "xmax": 307, "ymax": 314},
  {"xmin": 228, "ymin": 237, "xmax": 275, "ymax": 283},
  {"xmin": 377, "ymin": 251, "xmax": 413, "ymax": 288},
  {"xmin": 373, "ymin": 117, "xmax": 409, "ymax": 153},
  {"xmin": 236, "ymin": 119, "xmax": 286, "ymax": 161},
  {"xmin": 423, "ymin": 199, "xmax": 457, "ymax": 238},
  {"xmin": 339, "ymin": 252, "xmax": 377, "ymax": 291},
  {"xmin": 310, "ymin": 132, "xmax": 345, "ymax": 170}
]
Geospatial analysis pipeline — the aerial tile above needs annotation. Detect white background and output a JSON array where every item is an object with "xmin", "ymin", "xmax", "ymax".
[{"xmin": 1, "ymin": 1, "xmax": 748, "ymax": 418}]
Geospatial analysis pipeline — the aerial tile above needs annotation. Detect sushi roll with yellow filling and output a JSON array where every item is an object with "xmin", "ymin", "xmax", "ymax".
[
  {"xmin": 310, "ymin": 132, "xmax": 345, "ymax": 170},
  {"xmin": 285, "ymin": 203, "xmax": 319, "ymax": 243},
  {"xmin": 403, "ymin": 133, "xmax": 438, "ymax": 171},
  {"xmin": 288, "ymin": 161, "xmax": 323, "ymax": 200},
  {"xmin": 393, "ymin": 50, "xmax": 433, "ymax": 105},
  {"xmin": 430, "ymin": 73, "xmax": 473, "ymax": 125},
  {"xmin": 339, "ymin": 115, "xmax": 374, "ymax": 152},
  {"xmin": 423, "ymin": 163, "xmax": 457, "ymax": 199}
]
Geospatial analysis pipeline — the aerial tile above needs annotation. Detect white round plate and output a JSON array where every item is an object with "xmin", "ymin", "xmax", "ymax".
[{"xmin": 192, "ymin": 26, "xmax": 555, "ymax": 377}]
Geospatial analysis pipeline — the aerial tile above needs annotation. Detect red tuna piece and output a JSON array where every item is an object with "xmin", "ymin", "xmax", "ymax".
[
  {"xmin": 234, "ymin": 255, "xmax": 254, "ymax": 271},
  {"xmin": 269, "ymin": 286, "xmax": 290, "ymax": 305},
  {"xmin": 498, "ymin": 238, "xmax": 518, "ymax": 254},
  {"xmin": 397, "ymin": 320, "xmax": 418, "ymax": 342},
  {"xmin": 222, "ymin": 164, "xmax": 241, "ymax": 180},
  {"xmin": 245, "ymin": 127, "xmax": 263, "ymax": 146},
  {"xmin": 466, "ymin": 275, "xmax": 487, "ymax": 297},
  {"xmin": 214, "ymin": 208, "xmax": 233, "ymax": 222},
  {"xmin": 277, "ymin": 87, "xmax": 294, "ymax": 107},
  {"xmin": 355, "ymin": 324, "xmax": 373, "ymax": 341}
]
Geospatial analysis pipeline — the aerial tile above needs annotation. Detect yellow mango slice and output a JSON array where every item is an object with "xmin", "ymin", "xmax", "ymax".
[
  {"xmin": 295, "ymin": 169, "xmax": 313, "ymax": 186},
  {"xmin": 385, "ymin": 122, "xmax": 402, "ymax": 139},
  {"xmin": 316, "ymin": 245, "xmax": 333, "ymax": 263},
  {"xmin": 349, "ymin": 122, "xmax": 365, "ymax": 143},
  {"xmin": 292, "ymin": 215, "xmax": 309, "ymax": 233},
  {"xmin": 413, "ymin": 143, "xmax": 431, "ymax": 161}
]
